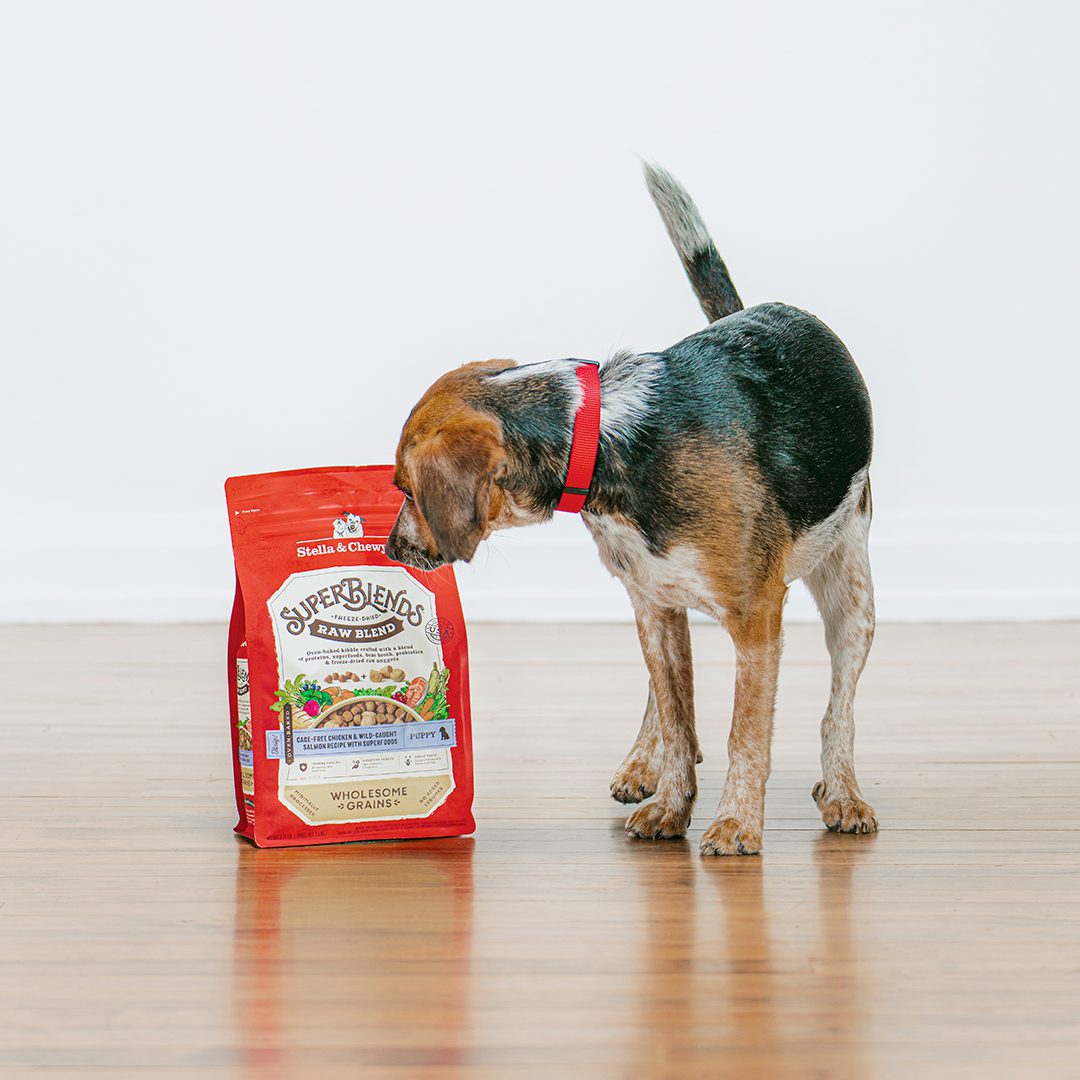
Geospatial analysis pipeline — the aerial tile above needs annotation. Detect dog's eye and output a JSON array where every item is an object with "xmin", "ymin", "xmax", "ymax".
[{"xmin": 398, "ymin": 487, "xmax": 413, "ymax": 502}]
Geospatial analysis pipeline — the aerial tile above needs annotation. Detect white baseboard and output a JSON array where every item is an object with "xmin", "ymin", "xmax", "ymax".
[{"xmin": 2, "ymin": 509, "xmax": 1077, "ymax": 623}]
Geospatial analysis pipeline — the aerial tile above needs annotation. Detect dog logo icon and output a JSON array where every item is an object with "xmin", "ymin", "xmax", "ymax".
[
  {"xmin": 332, "ymin": 511, "xmax": 366, "ymax": 539},
  {"xmin": 439, "ymin": 726, "xmax": 450, "ymax": 741}
]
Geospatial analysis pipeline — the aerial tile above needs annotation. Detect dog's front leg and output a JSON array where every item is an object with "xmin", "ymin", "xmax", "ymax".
[
  {"xmin": 610, "ymin": 681, "xmax": 660, "ymax": 804},
  {"xmin": 700, "ymin": 595, "xmax": 785, "ymax": 856},
  {"xmin": 611, "ymin": 679, "xmax": 705, "ymax": 804},
  {"xmin": 623, "ymin": 603, "xmax": 698, "ymax": 840}
]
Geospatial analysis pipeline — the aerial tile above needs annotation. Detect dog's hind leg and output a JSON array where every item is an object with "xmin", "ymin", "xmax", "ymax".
[
  {"xmin": 700, "ymin": 588, "xmax": 785, "ymax": 856},
  {"xmin": 623, "ymin": 605, "xmax": 699, "ymax": 839},
  {"xmin": 804, "ymin": 496, "xmax": 878, "ymax": 834}
]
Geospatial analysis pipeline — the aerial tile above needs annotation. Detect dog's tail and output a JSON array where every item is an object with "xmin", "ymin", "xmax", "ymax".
[{"xmin": 643, "ymin": 162, "xmax": 743, "ymax": 322}]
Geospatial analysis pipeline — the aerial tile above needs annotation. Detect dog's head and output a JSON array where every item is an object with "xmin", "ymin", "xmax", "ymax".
[{"xmin": 386, "ymin": 360, "xmax": 535, "ymax": 569}]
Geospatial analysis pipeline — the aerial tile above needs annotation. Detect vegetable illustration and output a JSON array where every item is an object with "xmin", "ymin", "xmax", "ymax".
[
  {"xmin": 351, "ymin": 685, "xmax": 402, "ymax": 700},
  {"xmin": 416, "ymin": 664, "xmax": 450, "ymax": 721},
  {"xmin": 270, "ymin": 667, "xmax": 449, "ymax": 723},
  {"xmin": 271, "ymin": 674, "xmax": 333, "ymax": 717},
  {"xmin": 404, "ymin": 677, "xmax": 427, "ymax": 707}
]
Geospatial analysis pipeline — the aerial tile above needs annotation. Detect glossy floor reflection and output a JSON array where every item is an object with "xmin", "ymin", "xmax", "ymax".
[
  {"xmin": 2, "ymin": 622, "xmax": 1078, "ymax": 1075},
  {"xmin": 232, "ymin": 840, "xmax": 476, "ymax": 1072}
]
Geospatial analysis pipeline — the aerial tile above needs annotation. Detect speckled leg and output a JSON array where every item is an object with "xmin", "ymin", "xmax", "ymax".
[{"xmin": 805, "ymin": 504, "xmax": 878, "ymax": 835}]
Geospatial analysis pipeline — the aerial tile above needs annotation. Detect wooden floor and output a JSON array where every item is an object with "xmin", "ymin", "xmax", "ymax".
[{"xmin": 1, "ymin": 622, "xmax": 1078, "ymax": 1078}]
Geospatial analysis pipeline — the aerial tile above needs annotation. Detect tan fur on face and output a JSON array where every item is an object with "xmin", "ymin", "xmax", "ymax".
[
  {"xmin": 390, "ymin": 361, "xmax": 518, "ymax": 565},
  {"xmin": 410, "ymin": 411, "xmax": 507, "ymax": 562}
]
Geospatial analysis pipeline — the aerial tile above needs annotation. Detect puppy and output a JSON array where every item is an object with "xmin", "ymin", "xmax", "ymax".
[{"xmin": 385, "ymin": 164, "xmax": 877, "ymax": 855}]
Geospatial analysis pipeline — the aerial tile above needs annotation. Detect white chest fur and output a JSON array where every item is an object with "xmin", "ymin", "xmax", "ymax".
[{"xmin": 583, "ymin": 514, "xmax": 724, "ymax": 617}]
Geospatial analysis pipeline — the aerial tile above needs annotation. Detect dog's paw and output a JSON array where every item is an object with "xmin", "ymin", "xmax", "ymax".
[
  {"xmin": 700, "ymin": 816, "xmax": 762, "ymax": 856},
  {"xmin": 610, "ymin": 758, "xmax": 659, "ymax": 804},
  {"xmin": 812, "ymin": 781, "xmax": 878, "ymax": 834},
  {"xmin": 624, "ymin": 797, "xmax": 692, "ymax": 840}
]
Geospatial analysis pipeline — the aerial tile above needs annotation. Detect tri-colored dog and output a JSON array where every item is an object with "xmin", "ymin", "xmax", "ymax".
[{"xmin": 385, "ymin": 165, "xmax": 877, "ymax": 855}]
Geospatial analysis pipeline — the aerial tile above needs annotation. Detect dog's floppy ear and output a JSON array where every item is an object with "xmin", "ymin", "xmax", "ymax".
[{"xmin": 410, "ymin": 413, "xmax": 507, "ymax": 563}]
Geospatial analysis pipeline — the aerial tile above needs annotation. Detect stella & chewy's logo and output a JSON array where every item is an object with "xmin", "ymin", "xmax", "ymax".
[
  {"xmin": 333, "ymin": 511, "xmax": 365, "ymax": 539},
  {"xmin": 280, "ymin": 576, "xmax": 425, "ymax": 642},
  {"xmin": 296, "ymin": 509, "xmax": 384, "ymax": 559}
]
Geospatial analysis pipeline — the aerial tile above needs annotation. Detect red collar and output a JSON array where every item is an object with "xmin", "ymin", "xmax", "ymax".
[{"xmin": 556, "ymin": 360, "xmax": 601, "ymax": 513}]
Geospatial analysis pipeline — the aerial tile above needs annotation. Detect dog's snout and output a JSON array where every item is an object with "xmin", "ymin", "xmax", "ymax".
[
  {"xmin": 386, "ymin": 510, "xmax": 410, "ymax": 563},
  {"xmin": 386, "ymin": 519, "xmax": 443, "ymax": 571}
]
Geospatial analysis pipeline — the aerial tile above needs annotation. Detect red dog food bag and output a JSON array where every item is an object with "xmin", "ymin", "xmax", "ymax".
[{"xmin": 225, "ymin": 466, "xmax": 474, "ymax": 847}]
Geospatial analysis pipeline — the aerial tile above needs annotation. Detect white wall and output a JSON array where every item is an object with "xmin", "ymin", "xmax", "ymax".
[{"xmin": 2, "ymin": 1, "xmax": 1078, "ymax": 623}]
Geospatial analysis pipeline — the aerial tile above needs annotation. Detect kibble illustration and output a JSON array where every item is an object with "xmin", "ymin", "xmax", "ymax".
[{"xmin": 270, "ymin": 663, "xmax": 451, "ymax": 729}]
